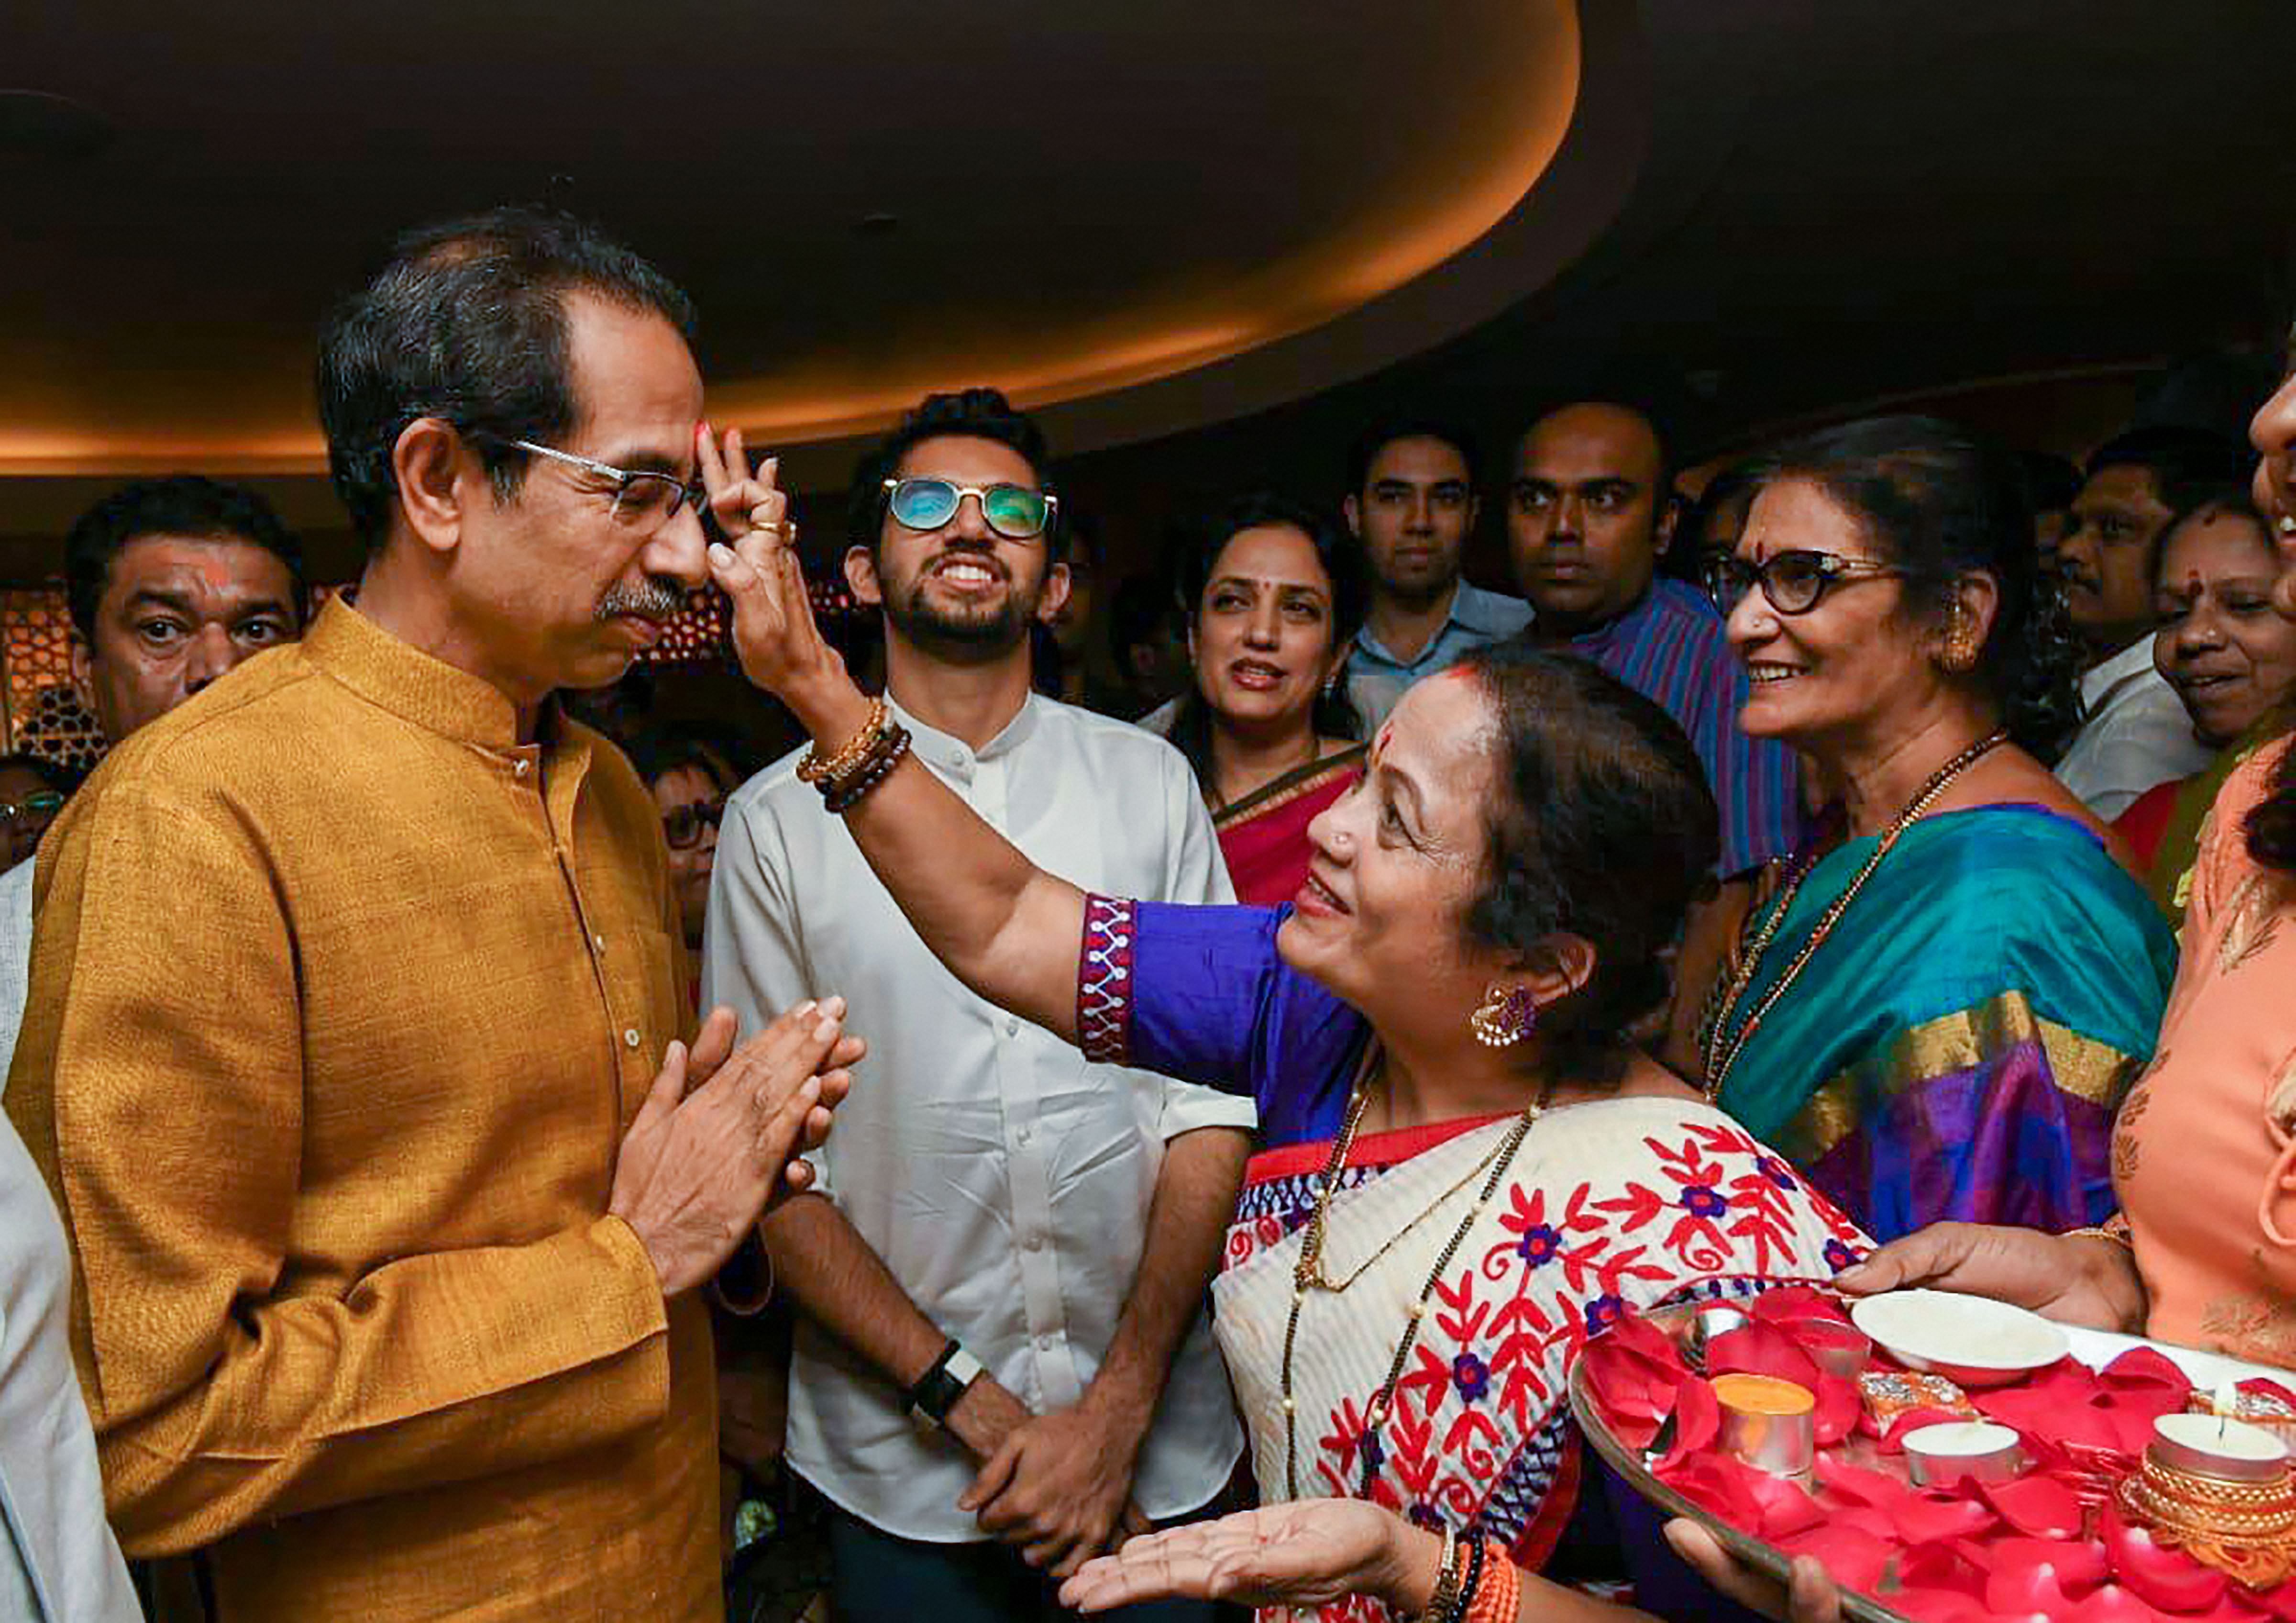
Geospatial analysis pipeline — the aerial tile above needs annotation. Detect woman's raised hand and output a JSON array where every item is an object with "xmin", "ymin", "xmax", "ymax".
[{"xmin": 695, "ymin": 422, "xmax": 854, "ymax": 724}]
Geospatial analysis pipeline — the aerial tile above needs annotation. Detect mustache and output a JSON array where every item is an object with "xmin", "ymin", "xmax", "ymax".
[{"xmin": 596, "ymin": 578, "xmax": 685, "ymax": 621}]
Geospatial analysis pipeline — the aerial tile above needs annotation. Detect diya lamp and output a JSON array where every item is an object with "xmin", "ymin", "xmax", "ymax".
[
  {"xmin": 2118, "ymin": 1394, "xmax": 2296, "ymax": 1589},
  {"xmin": 1684, "ymin": 1304, "xmax": 1750, "ymax": 1370},
  {"xmin": 1901, "ymin": 1420, "xmax": 2025, "ymax": 1486},
  {"xmin": 1784, "ymin": 1316, "xmax": 1873, "ymax": 1379},
  {"xmin": 1713, "ymin": 1373, "xmax": 1815, "ymax": 1479}
]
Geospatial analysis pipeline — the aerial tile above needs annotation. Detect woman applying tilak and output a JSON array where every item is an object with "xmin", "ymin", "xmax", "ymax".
[{"xmin": 698, "ymin": 422, "xmax": 1864, "ymax": 1623}]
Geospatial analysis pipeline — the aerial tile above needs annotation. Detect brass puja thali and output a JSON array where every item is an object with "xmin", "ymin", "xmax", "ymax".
[{"xmin": 1566, "ymin": 1286, "xmax": 2296, "ymax": 1623}]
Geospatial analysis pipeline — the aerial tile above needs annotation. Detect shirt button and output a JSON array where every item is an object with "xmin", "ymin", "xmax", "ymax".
[
  {"xmin": 1004, "ymin": 1016, "xmax": 1020, "ymax": 1036},
  {"xmin": 592, "ymin": 934, "xmax": 607, "ymax": 953},
  {"xmin": 1016, "ymin": 1126, "xmax": 1032, "ymax": 1146},
  {"xmin": 623, "ymin": 1027, "xmax": 642, "ymax": 1049},
  {"xmin": 1035, "ymin": 1333, "xmax": 1054, "ymax": 1352},
  {"xmin": 1024, "ymin": 1234, "xmax": 1045, "ymax": 1253},
  {"xmin": 513, "ymin": 759, "xmax": 532, "ymax": 779}
]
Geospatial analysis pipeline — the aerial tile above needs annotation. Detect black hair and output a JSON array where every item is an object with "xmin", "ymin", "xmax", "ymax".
[
  {"xmin": 844, "ymin": 387, "xmax": 1063, "ymax": 563},
  {"xmin": 1107, "ymin": 568, "xmax": 1180, "ymax": 671},
  {"xmin": 2152, "ymin": 486, "xmax": 2273, "ymax": 587},
  {"xmin": 1166, "ymin": 492, "xmax": 1369, "ymax": 784},
  {"xmin": 1344, "ymin": 414, "xmax": 1482, "ymax": 496},
  {"xmin": 1752, "ymin": 414, "xmax": 2084, "ymax": 755},
  {"xmin": 1455, "ymin": 645, "xmax": 1719, "ymax": 1086},
  {"xmin": 2016, "ymin": 449, "xmax": 2084, "ymax": 517},
  {"xmin": 316, "ymin": 206, "xmax": 697, "ymax": 554},
  {"xmin": 62, "ymin": 475, "xmax": 308, "ymax": 642},
  {"xmin": 622, "ymin": 724, "xmax": 738, "ymax": 797},
  {"xmin": 2086, "ymin": 426, "xmax": 2253, "ymax": 522},
  {"xmin": 1663, "ymin": 459, "xmax": 1761, "ymax": 582}
]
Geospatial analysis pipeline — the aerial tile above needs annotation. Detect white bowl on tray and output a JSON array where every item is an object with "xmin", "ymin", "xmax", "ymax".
[{"xmin": 1848, "ymin": 1289, "xmax": 2070, "ymax": 1387}]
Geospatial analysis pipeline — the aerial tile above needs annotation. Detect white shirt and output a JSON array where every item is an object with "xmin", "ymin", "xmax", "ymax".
[
  {"xmin": 0, "ymin": 856, "xmax": 142, "ymax": 1622},
  {"xmin": 2055, "ymin": 636, "xmax": 2217, "ymax": 820},
  {"xmin": 702, "ymin": 692, "xmax": 1252, "ymax": 1543}
]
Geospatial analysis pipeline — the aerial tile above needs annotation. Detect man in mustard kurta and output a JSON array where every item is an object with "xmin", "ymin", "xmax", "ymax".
[{"xmin": 5, "ymin": 211, "xmax": 852, "ymax": 1620}]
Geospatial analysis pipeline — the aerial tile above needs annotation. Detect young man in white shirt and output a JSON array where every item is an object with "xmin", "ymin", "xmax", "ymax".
[
  {"xmin": 2053, "ymin": 426, "xmax": 2250, "ymax": 817},
  {"xmin": 704, "ymin": 389, "xmax": 1251, "ymax": 1623}
]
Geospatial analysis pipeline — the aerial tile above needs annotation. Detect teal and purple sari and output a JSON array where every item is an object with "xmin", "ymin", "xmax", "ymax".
[{"xmin": 1711, "ymin": 805, "xmax": 2176, "ymax": 1243}]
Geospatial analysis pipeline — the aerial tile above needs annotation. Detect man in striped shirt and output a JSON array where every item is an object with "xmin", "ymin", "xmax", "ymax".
[{"xmin": 1505, "ymin": 402, "xmax": 1803, "ymax": 1059}]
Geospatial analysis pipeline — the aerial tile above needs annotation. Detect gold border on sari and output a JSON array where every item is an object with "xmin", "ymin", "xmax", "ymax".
[
  {"xmin": 1786, "ymin": 991, "xmax": 2142, "ymax": 1163},
  {"xmin": 1210, "ymin": 742, "xmax": 1369, "ymax": 829}
]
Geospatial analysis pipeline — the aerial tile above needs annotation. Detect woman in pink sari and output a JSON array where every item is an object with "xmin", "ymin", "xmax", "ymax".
[{"xmin": 1165, "ymin": 493, "xmax": 1370, "ymax": 906}]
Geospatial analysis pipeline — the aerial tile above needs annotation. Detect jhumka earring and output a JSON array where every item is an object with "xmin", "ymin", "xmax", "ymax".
[
  {"xmin": 1942, "ymin": 608, "xmax": 1978, "ymax": 673},
  {"xmin": 1470, "ymin": 983, "xmax": 1538, "ymax": 1047}
]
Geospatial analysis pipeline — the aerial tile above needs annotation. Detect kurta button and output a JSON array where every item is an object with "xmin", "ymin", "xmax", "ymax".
[
  {"xmin": 593, "ymin": 934, "xmax": 607, "ymax": 953},
  {"xmin": 623, "ymin": 1027, "xmax": 642, "ymax": 1049},
  {"xmin": 513, "ymin": 759, "xmax": 531, "ymax": 779}
]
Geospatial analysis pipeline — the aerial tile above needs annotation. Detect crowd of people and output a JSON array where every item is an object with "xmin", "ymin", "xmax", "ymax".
[{"xmin": 0, "ymin": 202, "xmax": 2290, "ymax": 1623}]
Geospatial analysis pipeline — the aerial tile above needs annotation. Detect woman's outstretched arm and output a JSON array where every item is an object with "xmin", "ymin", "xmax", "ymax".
[{"xmin": 700, "ymin": 455, "xmax": 1086, "ymax": 1043}]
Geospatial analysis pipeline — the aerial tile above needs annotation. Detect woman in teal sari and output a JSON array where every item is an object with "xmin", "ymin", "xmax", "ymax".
[{"xmin": 1697, "ymin": 416, "xmax": 2178, "ymax": 1242}]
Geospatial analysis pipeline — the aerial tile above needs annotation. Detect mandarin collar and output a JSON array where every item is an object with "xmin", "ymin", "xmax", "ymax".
[
  {"xmin": 885, "ymin": 689, "xmax": 1040, "ymax": 778},
  {"xmin": 304, "ymin": 597, "xmax": 568, "ymax": 754}
]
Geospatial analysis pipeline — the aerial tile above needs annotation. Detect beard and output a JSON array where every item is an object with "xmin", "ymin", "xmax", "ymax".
[{"xmin": 880, "ymin": 550, "xmax": 1046, "ymax": 660}]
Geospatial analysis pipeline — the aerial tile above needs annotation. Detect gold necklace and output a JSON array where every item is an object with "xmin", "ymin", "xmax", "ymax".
[
  {"xmin": 1698, "ymin": 728, "xmax": 2009, "ymax": 1099},
  {"xmin": 1279, "ymin": 1079, "xmax": 1546, "ymax": 1501}
]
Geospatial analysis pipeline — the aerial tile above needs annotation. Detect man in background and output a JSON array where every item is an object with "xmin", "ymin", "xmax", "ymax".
[
  {"xmin": 1340, "ymin": 416, "xmax": 1530, "ymax": 732},
  {"xmin": 2054, "ymin": 426, "xmax": 2250, "ymax": 816}
]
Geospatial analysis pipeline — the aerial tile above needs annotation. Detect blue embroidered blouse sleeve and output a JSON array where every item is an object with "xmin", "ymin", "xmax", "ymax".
[{"xmin": 1076, "ymin": 896, "xmax": 1366, "ymax": 1146}]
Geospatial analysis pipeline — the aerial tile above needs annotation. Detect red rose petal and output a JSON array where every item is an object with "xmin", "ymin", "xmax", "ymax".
[
  {"xmin": 2099, "ymin": 1348, "xmax": 2193, "ymax": 1399},
  {"xmin": 1981, "ymin": 1475, "xmax": 2086, "ymax": 1539},
  {"xmin": 2081, "ymin": 1584, "xmax": 2175, "ymax": 1623},
  {"xmin": 1707, "ymin": 1322, "xmax": 1824, "ymax": 1392},
  {"xmin": 1984, "ymin": 1552, "xmax": 2100, "ymax": 1619},
  {"xmin": 1777, "ymin": 1524, "xmax": 1894, "ymax": 1594},
  {"xmin": 1657, "ymin": 1376, "xmax": 1721, "ymax": 1470},
  {"xmin": 1887, "ymin": 1587, "xmax": 2020, "ymax": 1623},
  {"xmin": 1751, "ymin": 1285, "xmax": 1850, "ymax": 1325},
  {"xmin": 2101, "ymin": 1506, "xmax": 2230, "ymax": 1615}
]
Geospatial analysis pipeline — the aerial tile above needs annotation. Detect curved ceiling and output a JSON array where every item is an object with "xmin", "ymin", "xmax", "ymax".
[{"xmin": 0, "ymin": 0, "xmax": 1621, "ymax": 478}]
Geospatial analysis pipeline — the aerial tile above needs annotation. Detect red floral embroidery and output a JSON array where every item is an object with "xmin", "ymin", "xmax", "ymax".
[{"xmin": 1229, "ymin": 1112, "xmax": 1873, "ymax": 1603}]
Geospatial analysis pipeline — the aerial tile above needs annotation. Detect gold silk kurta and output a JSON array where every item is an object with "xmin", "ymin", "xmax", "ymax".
[{"xmin": 5, "ymin": 600, "xmax": 718, "ymax": 1621}]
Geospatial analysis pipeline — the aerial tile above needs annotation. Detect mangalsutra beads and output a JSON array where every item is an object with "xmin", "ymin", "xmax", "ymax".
[{"xmin": 1699, "ymin": 729, "xmax": 2008, "ymax": 1099}]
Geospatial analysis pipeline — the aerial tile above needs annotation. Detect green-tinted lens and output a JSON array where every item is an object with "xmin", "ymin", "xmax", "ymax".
[
  {"xmin": 890, "ymin": 478, "xmax": 960, "ymax": 530},
  {"xmin": 981, "ymin": 484, "xmax": 1049, "ymax": 538},
  {"xmin": 27, "ymin": 790, "xmax": 63, "ymax": 814}
]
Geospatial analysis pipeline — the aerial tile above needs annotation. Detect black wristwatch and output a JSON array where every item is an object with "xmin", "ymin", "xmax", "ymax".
[{"xmin": 903, "ymin": 1338, "xmax": 987, "ymax": 1428}]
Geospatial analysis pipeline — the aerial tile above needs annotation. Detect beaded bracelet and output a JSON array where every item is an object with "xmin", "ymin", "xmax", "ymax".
[
  {"xmin": 1463, "ymin": 1541, "xmax": 1519, "ymax": 1623},
  {"xmin": 797, "ymin": 698, "xmax": 890, "ymax": 786},
  {"xmin": 822, "ymin": 725, "xmax": 912, "ymax": 814},
  {"xmin": 1449, "ymin": 1534, "xmax": 1486, "ymax": 1623}
]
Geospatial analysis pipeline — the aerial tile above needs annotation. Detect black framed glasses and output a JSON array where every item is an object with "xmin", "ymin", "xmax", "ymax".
[
  {"xmin": 883, "ymin": 477, "xmax": 1057, "ymax": 541},
  {"xmin": 1703, "ymin": 549, "xmax": 1906, "ymax": 616},
  {"xmin": 662, "ymin": 798, "xmax": 725, "ymax": 850},
  {"xmin": 0, "ymin": 789, "xmax": 63, "ymax": 827},
  {"xmin": 510, "ymin": 438, "xmax": 706, "ymax": 530}
]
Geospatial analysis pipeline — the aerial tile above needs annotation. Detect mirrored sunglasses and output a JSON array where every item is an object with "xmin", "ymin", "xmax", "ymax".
[{"xmin": 883, "ymin": 477, "xmax": 1057, "ymax": 541}]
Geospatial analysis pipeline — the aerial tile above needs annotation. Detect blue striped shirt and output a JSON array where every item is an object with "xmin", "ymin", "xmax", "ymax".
[{"xmin": 1566, "ymin": 578, "xmax": 1803, "ymax": 877}]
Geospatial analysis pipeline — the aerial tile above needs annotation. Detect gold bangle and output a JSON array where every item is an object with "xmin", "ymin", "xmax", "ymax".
[
  {"xmin": 797, "ymin": 698, "xmax": 888, "ymax": 786},
  {"xmin": 1414, "ymin": 1526, "xmax": 1459, "ymax": 1623}
]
